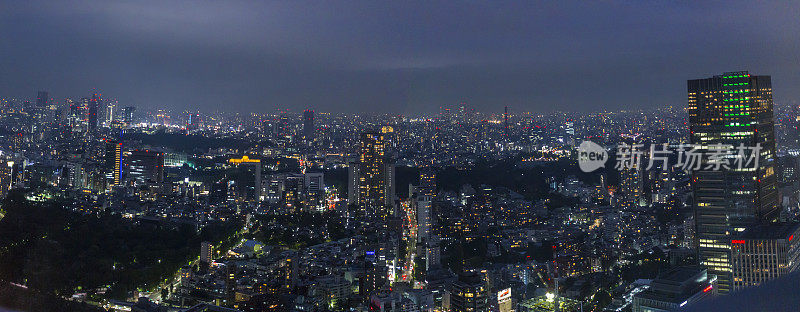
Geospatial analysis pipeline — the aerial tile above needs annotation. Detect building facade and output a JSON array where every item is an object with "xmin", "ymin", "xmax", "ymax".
[
  {"xmin": 688, "ymin": 71, "xmax": 778, "ymax": 293},
  {"xmin": 348, "ymin": 132, "xmax": 396, "ymax": 221},
  {"xmin": 731, "ymin": 223, "xmax": 800, "ymax": 291}
]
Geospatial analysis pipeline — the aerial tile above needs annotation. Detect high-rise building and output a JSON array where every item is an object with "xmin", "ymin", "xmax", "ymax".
[
  {"xmin": 632, "ymin": 266, "xmax": 716, "ymax": 312},
  {"xmin": 503, "ymin": 106, "xmax": 510, "ymax": 137},
  {"xmin": 228, "ymin": 156, "xmax": 262, "ymax": 203},
  {"xmin": 104, "ymin": 140, "xmax": 122, "ymax": 187},
  {"xmin": 348, "ymin": 132, "xmax": 396, "ymax": 221},
  {"xmin": 128, "ymin": 150, "xmax": 165, "ymax": 184},
  {"xmin": 303, "ymin": 172, "xmax": 324, "ymax": 212},
  {"xmin": 303, "ymin": 109, "xmax": 315, "ymax": 142},
  {"xmin": 122, "ymin": 106, "xmax": 136, "ymax": 124},
  {"xmin": 425, "ymin": 236, "xmax": 441, "ymax": 270},
  {"xmin": 105, "ymin": 100, "xmax": 116, "ymax": 125},
  {"xmin": 88, "ymin": 93, "xmax": 101, "ymax": 133},
  {"xmin": 446, "ymin": 272, "xmax": 488, "ymax": 312},
  {"xmin": 620, "ymin": 165, "xmax": 643, "ymax": 208},
  {"xmin": 200, "ymin": 241, "xmax": 214, "ymax": 266},
  {"xmin": 419, "ymin": 167, "xmax": 436, "ymax": 198},
  {"xmin": 0, "ymin": 160, "xmax": 13, "ymax": 198},
  {"xmin": 36, "ymin": 91, "xmax": 48, "ymax": 107},
  {"xmin": 688, "ymin": 71, "xmax": 778, "ymax": 293},
  {"xmin": 731, "ymin": 223, "xmax": 800, "ymax": 291},
  {"xmin": 416, "ymin": 195, "xmax": 432, "ymax": 243}
]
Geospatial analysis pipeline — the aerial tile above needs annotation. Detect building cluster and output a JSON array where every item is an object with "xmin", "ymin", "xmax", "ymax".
[{"xmin": 1, "ymin": 71, "xmax": 800, "ymax": 312}]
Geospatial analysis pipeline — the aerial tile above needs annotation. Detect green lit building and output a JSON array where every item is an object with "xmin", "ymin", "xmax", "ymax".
[{"xmin": 688, "ymin": 71, "xmax": 778, "ymax": 293}]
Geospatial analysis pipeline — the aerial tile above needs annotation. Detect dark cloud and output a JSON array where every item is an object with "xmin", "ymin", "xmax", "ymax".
[{"xmin": 1, "ymin": 1, "xmax": 799, "ymax": 114}]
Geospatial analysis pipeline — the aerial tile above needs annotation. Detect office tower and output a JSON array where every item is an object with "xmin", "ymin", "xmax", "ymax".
[
  {"xmin": 620, "ymin": 165, "xmax": 643, "ymax": 208},
  {"xmin": 688, "ymin": 71, "xmax": 778, "ymax": 293},
  {"xmin": 416, "ymin": 195, "xmax": 432, "ymax": 243},
  {"xmin": 632, "ymin": 267, "xmax": 716, "ymax": 312},
  {"xmin": 303, "ymin": 109, "xmax": 314, "ymax": 142},
  {"xmin": 200, "ymin": 241, "xmax": 214, "ymax": 266},
  {"xmin": 63, "ymin": 162, "xmax": 86, "ymax": 189},
  {"xmin": 731, "ymin": 223, "xmax": 800, "ymax": 291},
  {"xmin": 409, "ymin": 182, "xmax": 433, "ymax": 243},
  {"xmin": 348, "ymin": 132, "xmax": 396, "ymax": 221},
  {"xmin": 88, "ymin": 93, "xmax": 100, "ymax": 133},
  {"xmin": 36, "ymin": 91, "xmax": 48, "ymax": 107},
  {"xmin": 186, "ymin": 113, "xmax": 202, "ymax": 130},
  {"xmin": 425, "ymin": 236, "xmax": 441, "ymax": 270},
  {"xmin": 318, "ymin": 276, "xmax": 351, "ymax": 310},
  {"xmin": 362, "ymin": 262, "xmax": 386, "ymax": 301},
  {"xmin": 122, "ymin": 106, "xmax": 136, "ymax": 124},
  {"xmin": 128, "ymin": 150, "xmax": 165, "ymax": 183},
  {"xmin": 104, "ymin": 140, "xmax": 122, "ymax": 187},
  {"xmin": 419, "ymin": 167, "xmax": 436, "ymax": 198},
  {"xmin": 228, "ymin": 156, "xmax": 262, "ymax": 203},
  {"xmin": 0, "ymin": 160, "xmax": 13, "ymax": 198},
  {"xmin": 503, "ymin": 106, "xmax": 509, "ymax": 137},
  {"xmin": 458, "ymin": 102, "xmax": 467, "ymax": 123},
  {"xmin": 164, "ymin": 153, "xmax": 188, "ymax": 168},
  {"xmin": 105, "ymin": 100, "xmax": 116, "ymax": 124},
  {"xmin": 446, "ymin": 272, "xmax": 488, "ymax": 312},
  {"xmin": 273, "ymin": 110, "xmax": 289, "ymax": 138},
  {"xmin": 303, "ymin": 172, "xmax": 324, "ymax": 212}
]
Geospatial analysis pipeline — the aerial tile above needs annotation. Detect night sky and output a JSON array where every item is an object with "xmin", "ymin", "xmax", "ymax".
[{"xmin": 2, "ymin": 1, "xmax": 799, "ymax": 114}]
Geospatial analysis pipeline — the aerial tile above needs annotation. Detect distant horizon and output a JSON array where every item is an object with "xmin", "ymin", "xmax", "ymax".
[{"xmin": 3, "ymin": 1, "xmax": 800, "ymax": 113}]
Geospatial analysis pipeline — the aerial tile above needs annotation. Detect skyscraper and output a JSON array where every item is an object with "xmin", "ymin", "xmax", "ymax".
[
  {"xmin": 36, "ymin": 91, "xmax": 48, "ymax": 107},
  {"xmin": 303, "ymin": 109, "xmax": 315, "ymax": 142},
  {"xmin": 348, "ymin": 132, "xmax": 395, "ymax": 222},
  {"xmin": 88, "ymin": 93, "xmax": 101, "ymax": 133},
  {"xmin": 228, "ymin": 156, "xmax": 262, "ymax": 203},
  {"xmin": 503, "ymin": 106, "xmax": 510, "ymax": 137},
  {"xmin": 122, "ymin": 106, "xmax": 136, "ymax": 124},
  {"xmin": 620, "ymin": 165, "xmax": 643, "ymax": 208},
  {"xmin": 0, "ymin": 160, "xmax": 13, "ymax": 198},
  {"xmin": 200, "ymin": 241, "xmax": 214, "ymax": 267},
  {"xmin": 419, "ymin": 167, "xmax": 436, "ymax": 198},
  {"xmin": 688, "ymin": 71, "xmax": 778, "ymax": 293},
  {"xmin": 128, "ymin": 150, "xmax": 165, "ymax": 184},
  {"xmin": 446, "ymin": 272, "xmax": 489, "ymax": 312},
  {"xmin": 104, "ymin": 140, "xmax": 122, "ymax": 187}
]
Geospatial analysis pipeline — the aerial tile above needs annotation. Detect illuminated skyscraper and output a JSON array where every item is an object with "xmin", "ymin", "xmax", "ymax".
[
  {"xmin": 128, "ymin": 150, "xmax": 165, "ymax": 184},
  {"xmin": 688, "ymin": 71, "xmax": 778, "ymax": 293},
  {"xmin": 620, "ymin": 165, "xmax": 643, "ymax": 208},
  {"xmin": 419, "ymin": 167, "xmax": 436, "ymax": 198},
  {"xmin": 0, "ymin": 160, "xmax": 13, "ymax": 198},
  {"xmin": 446, "ymin": 272, "xmax": 489, "ymax": 312},
  {"xmin": 348, "ymin": 132, "xmax": 395, "ymax": 222},
  {"xmin": 104, "ymin": 140, "xmax": 122, "ymax": 187},
  {"xmin": 122, "ymin": 106, "xmax": 135, "ymax": 124}
]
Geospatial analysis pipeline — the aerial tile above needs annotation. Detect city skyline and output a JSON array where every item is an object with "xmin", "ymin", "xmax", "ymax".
[{"xmin": 4, "ymin": 2, "xmax": 800, "ymax": 312}]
